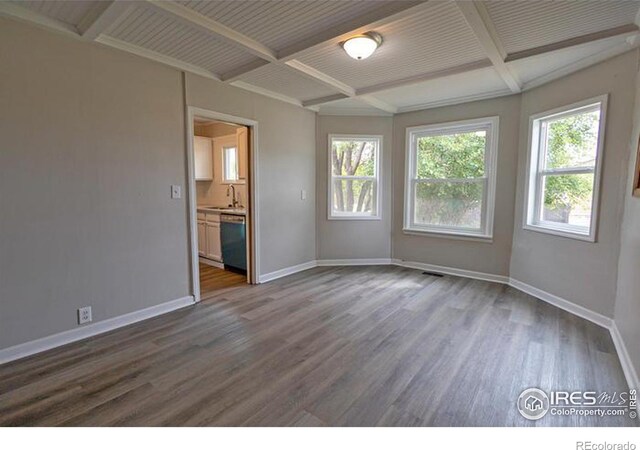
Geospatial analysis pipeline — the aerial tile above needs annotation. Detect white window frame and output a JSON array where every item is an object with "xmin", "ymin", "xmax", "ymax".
[
  {"xmin": 328, "ymin": 134, "xmax": 382, "ymax": 220},
  {"xmin": 222, "ymin": 145, "xmax": 239, "ymax": 183},
  {"xmin": 523, "ymin": 95, "xmax": 607, "ymax": 242},
  {"xmin": 403, "ymin": 116, "xmax": 499, "ymax": 240}
]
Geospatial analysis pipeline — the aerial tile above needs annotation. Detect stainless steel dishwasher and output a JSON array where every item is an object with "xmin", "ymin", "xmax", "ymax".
[{"xmin": 220, "ymin": 214, "xmax": 247, "ymax": 274}]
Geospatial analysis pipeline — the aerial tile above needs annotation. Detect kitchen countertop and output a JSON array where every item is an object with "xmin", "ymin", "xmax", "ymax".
[{"xmin": 197, "ymin": 206, "xmax": 246, "ymax": 216}]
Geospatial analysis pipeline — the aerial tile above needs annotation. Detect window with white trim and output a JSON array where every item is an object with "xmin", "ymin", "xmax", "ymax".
[
  {"xmin": 223, "ymin": 146, "xmax": 239, "ymax": 182},
  {"xmin": 329, "ymin": 135, "xmax": 381, "ymax": 220},
  {"xmin": 524, "ymin": 96, "xmax": 607, "ymax": 242},
  {"xmin": 404, "ymin": 117, "xmax": 499, "ymax": 239}
]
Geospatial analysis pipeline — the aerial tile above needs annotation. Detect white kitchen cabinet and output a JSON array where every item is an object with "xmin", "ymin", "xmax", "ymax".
[
  {"xmin": 197, "ymin": 221, "xmax": 206, "ymax": 256},
  {"xmin": 205, "ymin": 222, "xmax": 221, "ymax": 262},
  {"xmin": 237, "ymin": 127, "xmax": 248, "ymax": 182},
  {"xmin": 194, "ymin": 136, "xmax": 213, "ymax": 181}
]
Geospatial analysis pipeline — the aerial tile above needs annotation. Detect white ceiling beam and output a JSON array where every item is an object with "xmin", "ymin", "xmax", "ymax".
[
  {"xmin": 227, "ymin": 1, "xmax": 429, "ymax": 82},
  {"xmin": 144, "ymin": 0, "xmax": 277, "ymax": 62},
  {"xmin": 284, "ymin": 60, "xmax": 355, "ymax": 97},
  {"xmin": 455, "ymin": 1, "xmax": 521, "ymax": 93},
  {"xmin": 303, "ymin": 94, "xmax": 349, "ymax": 108},
  {"xmin": 95, "ymin": 35, "xmax": 221, "ymax": 81},
  {"xmin": 356, "ymin": 59, "xmax": 493, "ymax": 96},
  {"xmin": 283, "ymin": 60, "xmax": 396, "ymax": 113},
  {"xmin": 521, "ymin": 40, "xmax": 640, "ymax": 91},
  {"xmin": 301, "ymin": 60, "xmax": 492, "ymax": 108},
  {"xmin": 276, "ymin": 1, "xmax": 425, "ymax": 61},
  {"xmin": 0, "ymin": 1, "xmax": 78, "ymax": 37},
  {"xmin": 229, "ymin": 81, "xmax": 303, "ymax": 108},
  {"xmin": 78, "ymin": 1, "xmax": 131, "ymax": 41},
  {"xmin": 143, "ymin": 0, "xmax": 410, "ymax": 114},
  {"xmin": 221, "ymin": 60, "xmax": 272, "ymax": 83},
  {"xmin": 358, "ymin": 95, "xmax": 398, "ymax": 114},
  {"xmin": 505, "ymin": 24, "xmax": 639, "ymax": 62}
]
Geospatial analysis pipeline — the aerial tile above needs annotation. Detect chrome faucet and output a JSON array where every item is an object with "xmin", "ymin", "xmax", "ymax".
[{"xmin": 226, "ymin": 184, "xmax": 240, "ymax": 208}]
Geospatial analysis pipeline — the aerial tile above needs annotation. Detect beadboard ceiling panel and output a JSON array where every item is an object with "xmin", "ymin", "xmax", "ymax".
[
  {"xmin": 178, "ymin": 0, "xmax": 389, "ymax": 52},
  {"xmin": 507, "ymin": 34, "xmax": 638, "ymax": 87},
  {"xmin": 318, "ymin": 97, "xmax": 393, "ymax": 116},
  {"xmin": 236, "ymin": 64, "xmax": 339, "ymax": 102},
  {"xmin": 372, "ymin": 67, "xmax": 510, "ymax": 111},
  {"xmin": 14, "ymin": 0, "xmax": 96, "ymax": 27},
  {"xmin": 4, "ymin": 0, "xmax": 640, "ymax": 114},
  {"xmin": 295, "ymin": 1, "xmax": 486, "ymax": 90},
  {"xmin": 485, "ymin": 0, "xmax": 640, "ymax": 54},
  {"xmin": 106, "ymin": 4, "xmax": 258, "ymax": 76}
]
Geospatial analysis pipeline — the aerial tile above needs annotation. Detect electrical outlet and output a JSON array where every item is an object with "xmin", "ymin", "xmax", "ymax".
[
  {"xmin": 301, "ymin": 189, "xmax": 307, "ymax": 200},
  {"xmin": 78, "ymin": 306, "xmax": 92, "ymax": 325}
]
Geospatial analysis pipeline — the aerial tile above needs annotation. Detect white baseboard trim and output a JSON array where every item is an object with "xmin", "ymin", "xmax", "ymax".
[
  {"xmin": 258, "ymin": 260, "xmax": 317, "ymax": 283},
  {"xmin": 0, "ymin": 295, "xmax": 194, "ymax": 365},
  {"xmin": 392, "ymin": 259, "xmax": 510, "ymax": 284},
  {"xmin": 313, "ymin": 257, "xmax": 639, "ymax": 391},
  {"xmin": 317, "ymin": 258, "xmax": 393, "ymax": 266},
  {"xmin": 199, "ymin": 256, "xmax": 224, "ymax": 269},
  {"xmin": 610, "ymin": 323, "xmax": 639, "ymax": 390},
  {"xmin": 3, "ymin": 257, "xmax": 638, "ymax": 393},
  {"xmin": 508, "ymin": 278, "xmax": 613, "ymax": 330}
]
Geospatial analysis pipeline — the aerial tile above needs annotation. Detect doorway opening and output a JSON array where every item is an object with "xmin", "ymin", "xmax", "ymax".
[{"xmin": 186, "ymin": 107, "xmax": 259, "ymax": 302}]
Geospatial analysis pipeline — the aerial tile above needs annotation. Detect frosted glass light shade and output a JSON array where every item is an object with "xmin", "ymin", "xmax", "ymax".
[{"xmin": 342, "ymin": 33, "xmax": 381, "ymax": 60}]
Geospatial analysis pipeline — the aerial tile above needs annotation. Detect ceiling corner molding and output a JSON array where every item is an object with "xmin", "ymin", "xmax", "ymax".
[
  {"xmin": 221, "ymin": 59, "xmax": 272, "ymax": 83},
  {"xmin": 358, "ymin": 95, "xmax": 398, "ymax": 114},
  {"xmin": 95, "ymin": 35, "xmax": 221, "ymax": 81},
  {"xmin": 521, "ymin": 41, "xmax": 640, "ymax": 92},
  {"xmin": 229, "ymin": 81, "xmax": 304, "ymax": 108},
  {"xmin": 396, "ymin": 88, "xmax": 514, "ymax": 113},
  {"xmin": 0, "ymin": 1, "xmax": 79, "ymax": 37},
  {"xmin": 505, "ymin": 24, "xmax": 640, "ymax": 62}
]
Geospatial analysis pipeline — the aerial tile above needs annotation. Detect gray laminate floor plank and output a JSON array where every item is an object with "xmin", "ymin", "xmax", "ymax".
[{"xmin": 0, "ymin": 266, "xmax": 634, "ymax": 427}]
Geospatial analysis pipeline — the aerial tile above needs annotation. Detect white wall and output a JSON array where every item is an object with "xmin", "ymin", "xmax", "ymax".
[
  {"xmin": 614, "ymin": 50, "xmax": 640, "ymax": 382},
  {"xmin": 510, "ymin": 51, "xmax": 637, "ymax": 317},
  {"xmin": 392, "ymin": 95, "xmax": 522, "ymax": 276},
  {"xmin": 316, "ymin": 115, "xmax": 393, "ymax": 260}
]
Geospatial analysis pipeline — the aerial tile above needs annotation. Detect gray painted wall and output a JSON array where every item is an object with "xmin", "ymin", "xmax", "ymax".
[
  {"xmin": 316, "ymin": 115, "xmax": 393, "ymax": 260},
  {"xmin": 0, "ymin": 19, "xmax": 316, "ymax": 350},
  {"xmin": 185, "ymin": 74, "xmax": 317, "ymax": 275},
  {"xmin": 0, "ymin": 19, "xmax": 189, "ymax": 348},
  {"xmin": 391, "ymin": 95, "xmax": 522, "ymax": 276},
  {"xmin": 614, "ymin": 50, "xmax": 640, "ymax": 380},
  {"xmin": 510, "ymin": 51, "xmax": 637, "ymax": 317}
]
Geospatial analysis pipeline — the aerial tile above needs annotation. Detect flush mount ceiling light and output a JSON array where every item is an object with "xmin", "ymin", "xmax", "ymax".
[{"xmin": 341, "ymin": 32, "xmax": 382, "ymax": 60}]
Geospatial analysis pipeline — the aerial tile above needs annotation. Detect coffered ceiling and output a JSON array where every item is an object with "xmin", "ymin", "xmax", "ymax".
[{"xmin": 2, "ymin": 0, "xmax": 639, "ymax": 115}]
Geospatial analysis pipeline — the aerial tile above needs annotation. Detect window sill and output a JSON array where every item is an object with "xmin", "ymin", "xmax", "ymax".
[
  {"xmin": 329, "ymin": 215, "xmax": 382, "ymax": 221},
  {"xmin": 523, "ymin": 223, "xmax": 595, "ymax": 242},
  {"xmin": 402, "ymin": 228, "xmax": 493, "ymax": 243}
]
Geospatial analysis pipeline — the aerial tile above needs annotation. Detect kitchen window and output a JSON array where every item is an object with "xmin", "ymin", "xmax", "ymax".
[
  {"xmin": 404, "ymin": 117, "xmax": 499, "ymax": 239},
  {"xmin": 328, "ymin": 134, "xmax": 382, "ymax": 220},
  {"xmin": 223, "ymin": 146, "xmax": 239, "ymax": 182},
  {"xmin": 524, "ymin": 96, "xmax": 607, "ymax": 242}
]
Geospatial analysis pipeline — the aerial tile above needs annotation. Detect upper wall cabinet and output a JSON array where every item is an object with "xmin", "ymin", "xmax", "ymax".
[
  {"xmin": 194, "ymin": 136, "xmax": 213, "ymax": 181},
  {"xmin": 237, "ymin": 127, "xmax": 248, "ymax": 182}
]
